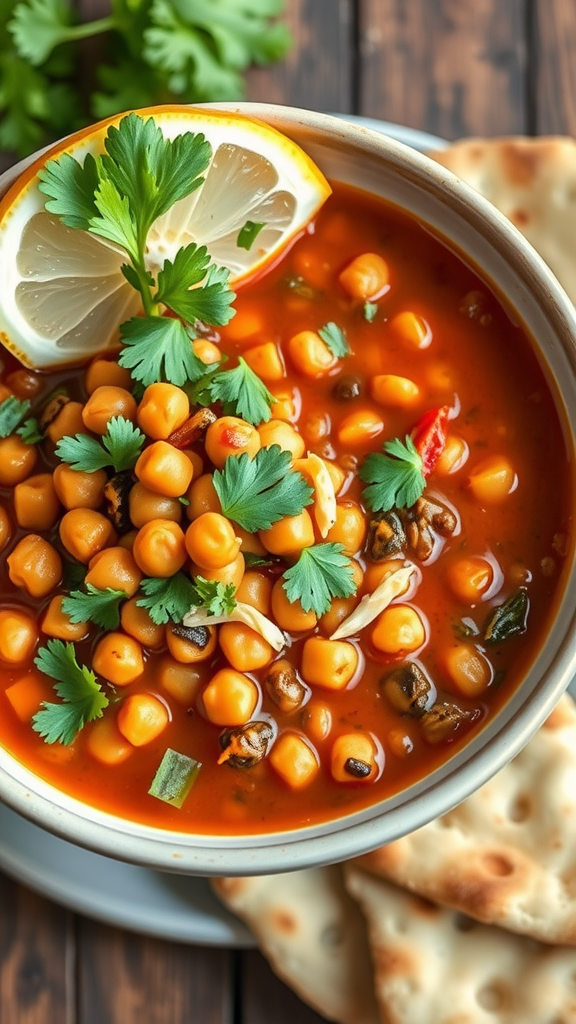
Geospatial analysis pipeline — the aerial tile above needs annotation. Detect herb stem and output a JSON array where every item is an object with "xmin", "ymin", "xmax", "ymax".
[{"xmin": 61, "ymin": 16, "xmax": 116, "ymax": 44}]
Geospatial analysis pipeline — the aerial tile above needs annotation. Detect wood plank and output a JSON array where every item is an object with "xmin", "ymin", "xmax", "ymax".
[
  {"xmin": 0, "ymin": 875, "xmax": 74, "ymax": 1024},
  {"xmin": 357, "ymin": 0, "xmax": 528, "ymax": 138},
  {"xmin": 247, "ymin": 0, "xmax": 355, "ymax": 112},
  {"xmin": 241, "ymin": 950, "xmax": 326, "ymax": 1024},
  {"xmin": 533, "ymin": 0, "xmax": 576, "ymax": 134},
  {"xmin": 77, "ymin": 918, "xmax": 234, "ymax": 1024}
]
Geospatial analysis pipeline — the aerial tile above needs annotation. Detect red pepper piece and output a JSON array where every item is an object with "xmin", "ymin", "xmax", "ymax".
[{"xmin": 411, "ymin": 405, "xmax": 451, "ymax": 475}]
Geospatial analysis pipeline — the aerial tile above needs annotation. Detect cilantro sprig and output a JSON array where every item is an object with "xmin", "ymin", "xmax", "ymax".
[
  {"xmin": 359, "ymin": 435, "xmax": 426, "ymax": 512},
  {"xmin": 55, "ymin": 415, "xmax": 144, "ymax": 473},
  {"xmin": 0, "ymin": 395, "xmax": 31, "ymax": 437},
  {"xmin": 32, "ymin": 639, "xmax": 109, "ymax": 745},
  {"xmin": 62, "ymin": 584, "xmax": 127, "ymax": 631},
  {"xmin": 282, "ymin": 543, "xmax": 357, "ymax": 616},
  {"xmin": 136, "ymin": 573, "xmax": 236, "ymax": 626},
  {"xmin": 213, "ymin": 446, "xmax": 314, "ymax": 533},
  {"xmin": 206, "ymin": 357, "xmax": 276, "ymax": 426},
  {"xmin": 318, "ymin": 321, "xmax": 350, "ymax": 358}
]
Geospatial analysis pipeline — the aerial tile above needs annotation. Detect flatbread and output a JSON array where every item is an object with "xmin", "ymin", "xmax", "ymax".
[
  {"xmin": 427, "ymin": 135, "xmax": 576, "ymax": 304},
  {"xmin": 345, "ymin": 864, "xmax": 576, "ymax": 1024},
  {"xmin": 353, "ymin": 694, "xmax": 576, "ymax": 945},
  {"xmin": 211, "ymin": 866, "xmax": 379, "ymax": 1024}
]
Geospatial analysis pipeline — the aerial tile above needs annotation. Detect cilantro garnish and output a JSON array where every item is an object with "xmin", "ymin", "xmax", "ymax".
[
  {"xmin": 55, "ymin": 415, "xmax": 145, "ymax": 473},
  {"xmin": 137, "ymin": 572, "xmax": 199, "ymax": 625},
  {"xmin": 32, "ymin": 639, "xmax": 109, "ymax": 745},
  {"xmin": 213, "ymin": 446, "xmax": 314, "ymax": 533},
  {"xmin": 318, "ymin": 321, "xmax": 350, "ymax": 358},
  {"xmin": 282, "ymin": 543, "xmax": 357, "ymax": 616},
  {"xmin": 363, "ymin": 301, "xmax": 378, "ymax": 322},
  {"xmin": 0, "ymin": 395, "xmax": 31, "ymax": 438},
  {"xmin": 190, "ymin": 577, "xmax": 237, "ymax": 616},
  {"xmin": 62, "ymin": 584, "xmax": 127, "ymax": 631},
  {"xmin": 359, "ymin": 436, "xmax": 426, "ymax": 512},
  {"xmin": 16, "ymin": 417, "xmax": 43, "ymax": 445},
  {"xmin": 37, "ymin": 113, "xmax": 236, "ymax": 387},
  {"xmin": 207, "ymin": 357, "xmax": 276, "ymax": 425},
  {"xmin": 237, "ymin": 220, "xmax": 266, "ymax": 250}
]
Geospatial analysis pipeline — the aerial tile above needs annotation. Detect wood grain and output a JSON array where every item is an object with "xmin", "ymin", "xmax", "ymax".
[
  {"xmin": 357, "ymin": 0, "xmax": 528, "ymax": 138},
  {"xmin": 241, "ymin": 950, "xmax": 327, "ymax": 1024},
  {"xmin": 0, "ymin": 873, "xmax": 73, "ymax": 1024},
  {"xmin": 76, "ymin": 918, "xmax": 234, "ymax": 1024},
  {"xmin": 534, "ymin": 0, "xmax": 576, "ymax": 134}
]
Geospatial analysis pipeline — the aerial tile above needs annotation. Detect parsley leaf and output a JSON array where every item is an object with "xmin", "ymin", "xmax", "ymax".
[
  {"xmin": 282, "ymin": 543, "xmax": 357, "ymax": 616},
  {"xmin": 62, "ymin": 584, "xmax": 127, "ymax": 631},
  {"xmin": 363, "ymin": 301, "xmax": 378, "ymax": 322},
  {"xmin": 237, "ymin": 220, "xmax": 265, "ymax": 250},
  {"xmin": 318, "ymin": 321, "xmax": 350, "ymax": 358},
  {"xmin": 190, "ymin": 577, "xmax": 237, "ymax": 616},
  {"xmin": 137, "ymin": 572, "xmax": 199, "ymax": 625},
  {"xmin": 155, "ymin": 245, "xmax": 235, "ymax": 326},
  {"xmin": 119, "ymin": 315, "xmax": 208, "ymax": 388},
  {"xmin": 55, "ymin": 415, "xmax": 145, "ymax": 473},
  {"xmin": 207, "ymin": 357, "xmax": 276, "ymax": 425},
  {"xmin": 32, "ymin": 639, "xmax": 109, "ymax": 745},
  {"xmin": 213, "ymin": 446, "xmax": 313, "ymax": 532},
  {"xmin": 16, "ymin": 416, "xmax": 43, "ymax": 444},
  {"xmin": 0, "ymin": 395, "xmax": 31, "ymax": 437},
  {"xmin": 359, "ymin": 435, "xmax": 426, "ymax": 512}
]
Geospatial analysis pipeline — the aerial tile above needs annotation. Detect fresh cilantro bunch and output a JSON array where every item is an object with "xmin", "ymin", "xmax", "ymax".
[
  {"xmin": 4, "ymin": 0, "xmax": 291, "ymax": 157},
  {"xmin": 38, "ymin": 113, "xmax": 235, "ymax": 386}
]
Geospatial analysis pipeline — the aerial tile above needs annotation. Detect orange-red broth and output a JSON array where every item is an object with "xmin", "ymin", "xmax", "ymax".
[{"xmin": 0, "ymin": 182, "xmax": 572, "ymax": 835}]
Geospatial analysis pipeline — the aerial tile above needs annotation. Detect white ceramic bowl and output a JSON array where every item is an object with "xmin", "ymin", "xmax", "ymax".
[{"xmin": 1, "ymin": 103, "xmax": 576, "ymax": 876}]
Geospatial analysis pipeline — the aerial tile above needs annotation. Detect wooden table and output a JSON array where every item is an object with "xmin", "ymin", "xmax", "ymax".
[{"xmin": 2, "ymin": 2, "xmax": 576, "ymax": 1021}]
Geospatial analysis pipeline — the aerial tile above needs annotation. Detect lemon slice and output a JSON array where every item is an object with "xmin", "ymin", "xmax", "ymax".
[{"xmin": 0, "ymin": 105, "xmax": 331, "ymax": 369}]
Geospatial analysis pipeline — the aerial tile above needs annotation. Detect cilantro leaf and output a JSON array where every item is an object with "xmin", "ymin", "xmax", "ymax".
[
  {"xmin": 32, "ymin": 639, "xmax": 109, "ymax": 745},
  {"xmin": 137, "ymin": 572, "xmax": 199, "ymax": 625},
  {"xmin": 364, "ymin": 301, "xmax": 378, "ymax": 322},
  {"xmin": 9, "ymin": 0, "xmax": 76, "ymax": 67},
  {"xmin": 207, "ymin": 357, "xmax": 275, "ymax": 425},
  {"xmin": 155, "ymin": 244, "xmax": 235, "ymax": 326},
  {"xmin": 190, "ymin": 577, "xmax": 237, "ymax": 616},
  {"xmin": 0, "ymin": 395, "xmax": 31, "ymax": 437},
  {"xmin": 62, "ymin": 584, "xmax": 127, "ymax": 631},
  {"xmin": 318, "ymin": 321, "xmax": 350, "ymax": 358},
  {"xmin": 119, "ymin": 315, "xmax": 208, "ymax": 388},
  {"xmin": 359, "ymin": 435, "xmax": 426, "ymax": 512},
  {"xmin": 38, "ymin": 151, "xmax": 101, "ymax": 231},
  {"xmin": 213, "ymin": 446, "xmax": 313, "ymax": 533},
  {"xmin": 55, "ymin": 415, "xmax": 145, "ymax": 473},
  {"xmin": 237, "ymin": 220, "xmax": 265, "ymax": 250},
  {"xmin": 16, "ymin": 416, "xmax": 43, "ymax": 444},
  {"xmin": 282, "ymin": 543, "xmax": 357, "ymax": 616}
]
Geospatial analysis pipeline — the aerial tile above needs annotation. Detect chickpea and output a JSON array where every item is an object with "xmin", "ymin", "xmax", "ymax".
[
  {"xmin": 287, "ymin": 330, "xmax": 338, "ymax": 379},
  {"xmin": 166, "ymin": 623, "xmax": 218, "ymax": 664},
  {"xmin": 157, "ymin": 653, "xmax": 206, "ymax": 703},
  {"xmin": 192, "ymin": 338, "xmax": 222, "ymax": 365},
  {"xmin": 121, "ymin": 598, "xmax": 165, "ymax": 648},
  {"xmin": 389, "ymin": 311, "xmax": 432, "ymax": 349},
  {"xmin": 0, "ymin": 435, "xmax": 37, "ymax": 486},
  {"xmin": 93, "ymin": 632, "xmax": 144, "ymax": 686},
  {"xmin": 189, "ymin": 551, "xmax": 245, "ymax": 589},
  {"xmin": 202, "ymin": 667, "xmax": 259, "ymax": 726},
  {"xmin": 84, "ymin": 357, "xmax": 133, "ymax": 394},
  {"xmin": 467, "ymin": 455, "xmax": 517, "ymax": 503},
  {"xmin": 271, "ymin": 577, "xmax": 317, "ymax": 632},
  {"xmin": 337, "ymin": 409, "xmax": 384, "ymax": 447},
  {"xmin": 447, "ymin": 555, "xmax": 494, "ymax": 604},
  {"xmin": 7, "ymin": 536, "xmax": 62, "ymax": 598},
  {"xmin": 435, "ymin": 435, "xmax": 469, "ymax": 475},
  {"xmin": 0, "ymin": 505, "xmax": 13, "ymax": 553},
  {"xmin": 269, "ymin": 732, "xmax": 319, "ymax": 790},
  {"xmin": 235, "ymin": 524, "xmax": 268, "ymax": 557},
  {"xmin": 82, "ymin": 386, "xmax": 137, "ymax": 434},
  {"xmin": 5, "ymin": 369, "xmax": 42, "ymax": 399},
  {"xmin": 185, "ymin": 512, "xmax": 241, "ymax": 570},
  {"xmin": 45, "ymin": 401, "xmax": 85, "ymax": 443},
  {"xmin": 53, "ymin": 463, "xmax": 108, "ymax": 510},
  {"xmin": 86, "ymin": 717, "xmax": 133, "ymax": 765},
  {"xmin": 371, "ymin": 604, "xmax": 426, "ymax": 655},
  {"xmin": 117, "ymin": 693, "xmax": 169, "ymax": 746},
  {"xmin": 41, "ymin": 595, "xmax": 89, "ymax": 642},
  {"xmin": 0, "ymin": 608, "xmax": 38, "ymax": 664},
  {"xmin": 370, "ymin": 373, "xmax": 420, "ymax": 408},
  {"xmin": 132, "ymin": 519, "xmax": 187, "ymax": 577},
  {"xmin": 204, "ymin": 416, "xmax": 261, "ymax": 469},
  {"xmin": 301, "ymin": 700, "xmax": 332, "ymax": 742},
  {"xmin": 59, "ymin": 509, "xmax": 117, "ymax": 563},
  {"xmin": 137, "ymin": 383, "xmax": 189, "ymax": 440},
  {"xmin": 330, "ymin": 732, "xmax": 381, "ymax": 783},
  {"xmin": 135, "ymin": 441, "xmax": 194, "ymax": 497},
  {"xmin": 445, "ymin": 643, "xmax": 493, "ymax": 696},
  {"xmin": 325, "ymin": 500, "xmax": 366, "ymax": 555},
  {"xmin": 14, "ymin": 473, "xmax": 61, "ymax": 531},
  {"xmin": 259, "ymin": 508, "xmax": 315, "ymax": 557},
  {"xmin": 269, "ymin": 387, "xmax": 301, "ymax": 423},
  {"xmin": 243, "ymin": 341, "xmax": 285, "ymax": 381},
  {"xmin": 129, "ymin": 482, "xmax": 182, "ymax": 529},
  {"xmin": 235, "ymin": 571, "xmax": 272, "ymax": 614},
  {"xmin": 185, "ymin": 473, "xmax": 221, "ymax": 520},
  {"xmin": 257, "ymin": 419, "xmax": 305, "ymax": 460},
  {"xmin": 85, "ymin": 546, "xmax": 142, "ymax": 597},
  {"xmin": 338, "ymin": 252, "xmax": 389, "ymax": 300},
  {"xmin": 301, "ymin": 636, "xmax": 359, "ymax": 690},
  {"xmin": 219, "ymin": 622, "xmax": 274, "ymax": 672}
]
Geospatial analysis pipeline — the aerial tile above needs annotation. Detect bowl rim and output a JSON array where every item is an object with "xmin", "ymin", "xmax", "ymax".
[{"xmin": 1, "ymin": 101, "xmax": 576, "ymax": 875}]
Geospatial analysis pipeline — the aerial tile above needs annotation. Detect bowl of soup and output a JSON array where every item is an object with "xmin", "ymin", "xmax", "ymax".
[{"xmin": 0, "ymin": 103, "xmax": 575, "ymax": 875}]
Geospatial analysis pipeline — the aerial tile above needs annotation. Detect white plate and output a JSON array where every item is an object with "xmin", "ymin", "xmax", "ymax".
[{"xmin": 0, "ymin": 116, "xmax": 444, "ymax": 947}]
